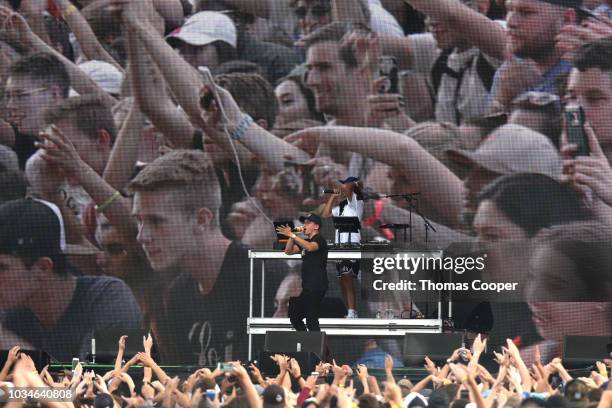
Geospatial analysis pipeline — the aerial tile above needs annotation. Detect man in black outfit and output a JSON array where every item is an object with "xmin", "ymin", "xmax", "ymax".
[{"xmin": 276, "ymin": 213, "xmax": 328, "ymax": 331}]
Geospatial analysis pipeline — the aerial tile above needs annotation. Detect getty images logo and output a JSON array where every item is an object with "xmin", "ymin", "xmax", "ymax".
[{"xmin": 372, "ymin": 253, "xmax": 486, "ymax": 275}]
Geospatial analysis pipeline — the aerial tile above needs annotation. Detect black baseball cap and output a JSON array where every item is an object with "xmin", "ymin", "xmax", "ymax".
[
  {"xmin": 0, "ymin": 198, "xmax": 65, "ymax": 260},
  {"xmin": 263, "ymin": 384, "xmax": 285, "ymax": 408},
  {"xmin": 299, "ymin": 213, "xmax": 322, "ymax": 226}
]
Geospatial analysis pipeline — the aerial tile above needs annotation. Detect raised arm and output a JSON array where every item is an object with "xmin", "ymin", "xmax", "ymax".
[
  {"xmin": 136, "ymin": 352, "xmax": 170, "ymax": 384},
  {"xmin": 296, "ymin": 126, "xmax": 465, "ymax": 228},
  {"xmin": 321, "ymin": 192, "xmax": 341, "ymax": 218},
  {"xmin": 0, "ymin": 346, "xmax": 20, "ymax": 381},
  {"xmin": 404, "ymin": 0, "xmax": 507, "ymax": 60},
  {"xmin": 115, "ymin": 335, "xmax": 127, "ymax": 372},
  {"xmin": 277, "ymin": 224, "xmax": 304, "ymax": 255},
  {"xmin": 38, "ymin": 125, "xmax": 138, "ymax": 240},
  {"xmin": 115, "ymin": 0, "xmax": 204, "ymax": 126},
  {"xmin": 125, "ymin": 23, "xmax": 194, "ymax": 148},
  {"xmin": 102, "ymin": 103, "xmax": 146, "ymax": 191},
  {"xmin": 0, "ymin": 6, "xmax": 116, "ymax": 106},
  {"xmin": 204, "ymin": 82, "xmax": 311, "ymax": 173},
  {"xmin": 151, "ymin": 0, "xmax": 184, "ymax": 30},
  {"xmin": 53, "ymin": 0, "xmax": 123, "ymax": 71}
]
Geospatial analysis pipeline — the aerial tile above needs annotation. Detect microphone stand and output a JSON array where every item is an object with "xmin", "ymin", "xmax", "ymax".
[
  {"xmin": 383, "ymin": 193, "xmax": 437, "ymax": 246},
  {"xmin": 384, "ymin": 193, "xmax": 439, "ymax": 320}
]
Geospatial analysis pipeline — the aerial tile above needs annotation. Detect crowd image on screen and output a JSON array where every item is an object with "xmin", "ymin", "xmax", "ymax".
[{"xmin": 0, "ymin": 0, "xmax": 610, "ymax": 407}]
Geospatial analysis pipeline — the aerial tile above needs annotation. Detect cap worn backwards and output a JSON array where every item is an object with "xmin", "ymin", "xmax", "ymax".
[{"xmin": 0, "ymin": 198, "xmax": 66, "ymax": 259}]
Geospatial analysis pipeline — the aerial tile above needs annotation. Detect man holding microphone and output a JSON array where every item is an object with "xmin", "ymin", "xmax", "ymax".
[{"xmin": 276, "ymin": 214, "xmax": 328, "ymax": 331}]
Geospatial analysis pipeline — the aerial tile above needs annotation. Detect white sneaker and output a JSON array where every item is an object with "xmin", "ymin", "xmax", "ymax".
[{"xmin": 346, "ymin": 309, "xmax": 358, "ymax": 318}]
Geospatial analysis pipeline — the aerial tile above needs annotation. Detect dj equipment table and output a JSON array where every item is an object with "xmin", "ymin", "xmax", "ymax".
[{"xmin": 247, "ymin": 249, "xmax": 445, "ymax": 359}]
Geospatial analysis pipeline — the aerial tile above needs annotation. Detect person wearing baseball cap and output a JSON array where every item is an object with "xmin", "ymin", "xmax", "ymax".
[
  {"xmin": 0, "ymin": 198, "xmax": 141, "ymax": 361},
  {"xmin": 446, "ymin": 124, "xmax": 562, "ymax": 225},
  {"xmin": 262, "ymin": 384, "xmax": 285, "ymax": 408},
  {"xmin": 166, "ymin": 11, "xmax": 238, "ymax": 71},
  {"xmin": 321, "ymin": 176, "xmax": 364, "ymax": 318},
  {"xmin": 276, "ymin": 212, "xmax": 328, "ymax": 331}
]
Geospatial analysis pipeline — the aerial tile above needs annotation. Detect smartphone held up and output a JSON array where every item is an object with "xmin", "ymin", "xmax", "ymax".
[{"xmin": 565, "ymin": 105, "xmax": 590, "ymax": 157}]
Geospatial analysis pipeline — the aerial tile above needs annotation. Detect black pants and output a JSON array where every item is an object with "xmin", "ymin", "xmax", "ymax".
[{"xmin": 289, "ymin": 288, "xmax": 326, "ymax": 331}]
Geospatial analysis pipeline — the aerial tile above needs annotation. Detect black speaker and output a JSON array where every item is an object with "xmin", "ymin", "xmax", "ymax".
[
  {"xmin": 0, "ymin": 349, "xmax": 50, "ymax": 371},
  {"xmin": 92, "ymin": 329, "xmax": 149, "ymax": 364},
  {"xmin": 264, "ymin": 331, "xmax": 328, "ymax": 358},
  {"xmin": 563, "ymin": 336, "xmax": 612, "ymax": 367},
  {"xmin": 257, "ymin": 351, "xmax": 321, "ymax": 376},
  {"xmin": 402, "ymin": 333, "xmax": 463, "ymax": 366}
]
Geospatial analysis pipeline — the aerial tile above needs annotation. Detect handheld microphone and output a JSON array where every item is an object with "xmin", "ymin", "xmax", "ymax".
[{"xmin": 323, "ymin": 189, "xmax": 340, "ymax": 194}]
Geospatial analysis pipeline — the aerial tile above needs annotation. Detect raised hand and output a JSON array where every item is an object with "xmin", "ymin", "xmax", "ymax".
[
  {"xmin": 449, "ymin": 363, "xmax": 471, "ymax": 383},
  {"xmin": 562, "ymin": 123, "xmax": 612, "ymax": 205},
  {"xmin": 249, "ymin": 363, "xmax": 265, "ymax": 385},
  {"xmin": 557, "ymin": 19, "xmax": 612, "ymax": 56},
  {"xmin": 228, "ymin": 362, "xmax": 250, "ymax": 383},
  {"xmin": 198, "ymin": 81, "xmax": 244, "ymax": 131},
  {"xmin": 0, "ymin": 6, "xmax": 36, "ymax": 49},
  {"xmin": 423, "ymin": 356, "xmax": 437, "ymax": 375},
  {"xmin": 16, "ymin": 353, "xmax": 36, "ymax": 372},
  {"xmin": 596, "ymin": 361, "xmax": 609, "ymax": 380},
  {"xmin": 284, "ymin": 127, "xmax": 325, "ymax": 157},
  {"xmin": 143, "ymin": 333, "xmax": 153, "ymax": 353},
  {"xmin": 307, "ymin": 156, "xmax": 348, "ymax": 192},
  {"xmin": 331, "ymin": 359, "xmax": 346, "ymax": 381},
  {"xmin": 366, "ymin": 89, "xmax": 411, "ymax": 129},
  {"xmin": 505, "ymin": 339, "xmax": 522, "ymax": 360},
  {"xmin": 37, "ymin": 125, "xmax": 86, "ymax": 180},
  {"xmin": 356, "ymin": 364, "xmax": 368, "ymax": 379},
  {"xmin": 136, "ymin": 352, "xmax": 155, "ymax": 367},
  {"xmin": 472, "ymin": 334, "xmax": 487, "ymax": 355},
  {"xmin": 384, "ymin": 354, "xmax": 394, "ymax": 372},
  {"xmin": 95, "ymin": 374, "xmax": 109, "ymax": 394},
  {"xmin": 118, "ymin": 335, "xmax": 128, "ymax": 352},
  {"xmin": 6, "ymin": 346, "xmax": 20, "ymax": 366},
  {"xmin": 342, "ymin": 30, "xmax": 380, "ymax": 81},
  {"xmin": 315, "ymin": 362, "xmax": 331, "ymax": 376},
  {"xmin": 507, "ymin": 366, "xmax": 522, "ymax": 389},
  {"xmin": 275, "ymin": 224, "xmax": 293, "ymax": 238},
  {"xmin": 287, "ymin": 358, "xmax": 302, "ymax": 379}
]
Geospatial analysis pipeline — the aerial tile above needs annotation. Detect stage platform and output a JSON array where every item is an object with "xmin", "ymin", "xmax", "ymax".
[
  {"xmin": 248, "ymin": 249, "xmax": 446, "ymax": 359},
  {"xmin": 247, "ymin": 317, "xmax": 442, "ymax": 336}
]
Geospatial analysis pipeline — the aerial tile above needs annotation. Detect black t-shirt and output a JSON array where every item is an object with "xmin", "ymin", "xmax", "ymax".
[
  {"xmin": 300, "ymin": 234, "xmax": 328, "ymax": 292},
  {"xmin": 12, "ymin": 129, "xmax": 37, "ymax": 170},
  {"xmin": 159, "ymin": 241, "xmax": 251, "ymax": 365},
  {"xmin": 1, "ymin": 276, "xmax": 142, "ymax": 361}
]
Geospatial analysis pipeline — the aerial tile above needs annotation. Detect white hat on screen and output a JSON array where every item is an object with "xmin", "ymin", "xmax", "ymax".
[{"xmin": 166, "ymin": 11, "xmax": 237, "ymax": 48}]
